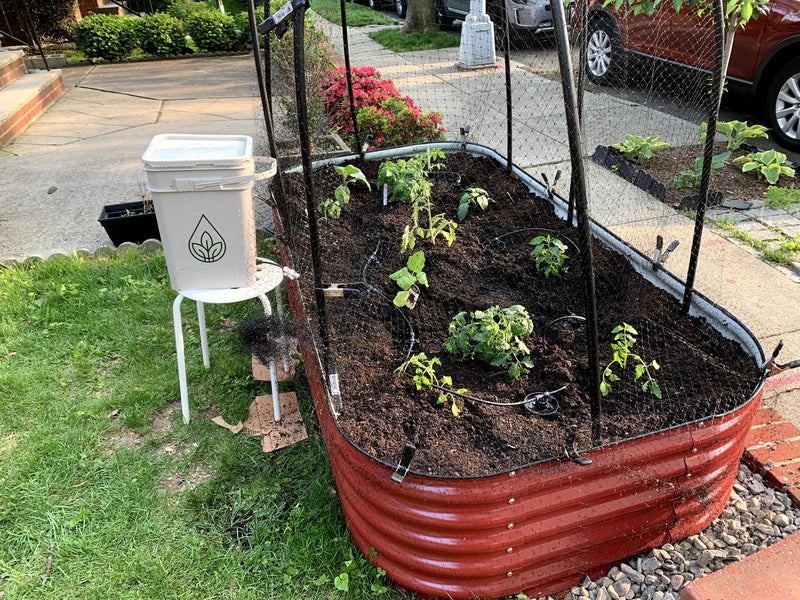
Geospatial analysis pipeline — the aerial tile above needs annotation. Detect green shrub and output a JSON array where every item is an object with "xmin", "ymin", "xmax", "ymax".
[
  {"xmin": 185, "ymin": 9, "xmax": 235, "ymax": 52},
  {"xmin": 356, "ymin": 96, "xmax": 445, "ymax": 149},
  {"xmin": 231, "ymin": 11, "xmax": 253, "ymax": 49},
  {"xmin": 163, "ymin": 0, "xmax": 210, "ymax": 19},
  {"xmin": 135, "ymin": 12, "xmax": 187, "ymax": 56},
  {"xmin": 73, "ymin": 14, "xmax": 137, "ymax": 61}
]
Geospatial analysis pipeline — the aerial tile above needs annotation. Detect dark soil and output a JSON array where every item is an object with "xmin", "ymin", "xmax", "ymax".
[{"xmin": 282, "ymin": 152, "xmax": 762, "ymax": 477}]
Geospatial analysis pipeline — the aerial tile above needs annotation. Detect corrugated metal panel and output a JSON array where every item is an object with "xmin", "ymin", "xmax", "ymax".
[{"xmin": 284, "ymin": 274, "xmax": 764, "ymax": 599}]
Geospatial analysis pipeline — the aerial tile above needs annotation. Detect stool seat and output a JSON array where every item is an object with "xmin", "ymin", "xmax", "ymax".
[{"xmin": 173, "ymin": 259, "xmax": 291, "ymax": 425}]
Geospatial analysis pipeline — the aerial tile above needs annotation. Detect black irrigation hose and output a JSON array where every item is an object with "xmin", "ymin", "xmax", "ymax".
[{"xmin": 427, "ymin": 381, "xmax": 567, "ymax": 408}]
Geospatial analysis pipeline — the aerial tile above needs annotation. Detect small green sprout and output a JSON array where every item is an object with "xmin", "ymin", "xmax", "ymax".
[
  {"xmin": 457, "ymin": 188, "xmax": 494, "ymax": 221},
  {"xmin": 389, "ymin": 250, "xmax": 428, "ymax": 309},
  {"xmin": 529, "ymin": 235, "xmax": 569, "ymax": 277},
  {"xmin": 396, "ymin": 352, "xmax": 465, "ymax": 416},
  {"xmin": 600, "ymin": 323, "xmax": 661, "ymax": 398}
]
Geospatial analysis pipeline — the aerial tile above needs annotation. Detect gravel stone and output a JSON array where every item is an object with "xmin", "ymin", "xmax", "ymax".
[{"xmin": 641, "ymin": 558, "xmax": 661, "ymax": 572}]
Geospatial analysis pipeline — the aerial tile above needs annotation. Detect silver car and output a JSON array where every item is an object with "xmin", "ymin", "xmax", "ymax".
[{"xmin": 434, "ymin": 0, "xmax": 555, "ymax": 48}]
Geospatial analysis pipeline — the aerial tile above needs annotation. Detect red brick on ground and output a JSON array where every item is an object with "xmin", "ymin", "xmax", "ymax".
[
  {"xmin": 680, "ymin": 531, "xmax": 800, "ymax": 600},
  {"xmin": 750, "ymin": 407, "xmax": 785, "ymax": 427},
  {"xmin": 746, "ymin": 439, "xmax": 800, "ymax": 466},
  {"xmin": 744, "ymin": 421, "xmax": 800, "ymax": 448},
  {"xmin": 764, "ymin": 462, "xmax": 800, "ymax": 489}
]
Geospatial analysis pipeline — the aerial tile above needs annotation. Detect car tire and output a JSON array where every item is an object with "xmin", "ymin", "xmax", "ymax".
[
  {"xmin": 765, "ymin": 57, "xmax": 800, "ymax": 151},
  {"xmin": 586, "ymin": 17, "xmax": 623, "ymax": 86},
  {"xmin": 396, "ymin": 0, "xmax": 407, "ymax": 18},
  {"xmin": 435, "ymin": 6, "xmax": 454, "ymax": 26}
]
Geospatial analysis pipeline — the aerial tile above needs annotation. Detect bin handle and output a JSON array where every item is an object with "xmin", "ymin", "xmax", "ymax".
[
  {"xmin": 174, "ymin": 176, "xmax": 254, "ymax": 191},
  {"xmin": 253, "ymin": 156, "xmax": 278, "ymax": 181}
]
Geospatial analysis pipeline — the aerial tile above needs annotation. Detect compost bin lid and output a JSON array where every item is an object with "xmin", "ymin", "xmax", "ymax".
[{"xmin": 142, "ymin": 134, "xmax": 253, "ymax": 169}]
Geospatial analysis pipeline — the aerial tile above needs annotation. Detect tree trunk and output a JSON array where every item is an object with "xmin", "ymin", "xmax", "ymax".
[{"xmin": 402, "ymin": 0, "xmax": 437, "ymax": 33}]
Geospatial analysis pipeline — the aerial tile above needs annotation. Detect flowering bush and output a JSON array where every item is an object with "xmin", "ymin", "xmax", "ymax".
[{"xmin": 321, "ymin": 66, "xmax": 445, "ymax": 149}]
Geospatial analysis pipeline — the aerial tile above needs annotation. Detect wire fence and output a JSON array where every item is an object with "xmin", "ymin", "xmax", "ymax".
[{"xmin": 252, "ymin": 0, "xmax": 765, "ymax": 475}]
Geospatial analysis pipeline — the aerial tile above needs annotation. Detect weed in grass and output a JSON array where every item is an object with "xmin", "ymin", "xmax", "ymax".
[
  {"xmin": 764, "ymin": 185, "xmax": 800, "ymax": 211},
  {"xmin": 0, "ymin": 249, "xmax": 405, "ymax": 600},
  {"xmin": 368, "ymin": 27, "xmax": 461, "ymax": 52}
]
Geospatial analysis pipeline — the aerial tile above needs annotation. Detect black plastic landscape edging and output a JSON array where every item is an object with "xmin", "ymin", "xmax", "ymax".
[{"xmin": 592, "ymin": 145, "xmax": 667, "ymax": 202}]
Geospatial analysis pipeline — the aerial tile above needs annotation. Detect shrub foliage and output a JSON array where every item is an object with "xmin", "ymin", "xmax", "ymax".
[
  {"xmin": 73, "ymin": 14, "xmax": 137, "ymax": 61},
  {"xmin": 134, "ymin": 12, "xmax": 188, "ymax": 56},
  {"xmin": 184, "ymin": 9, "xmax": 235, "ymax": 52}
]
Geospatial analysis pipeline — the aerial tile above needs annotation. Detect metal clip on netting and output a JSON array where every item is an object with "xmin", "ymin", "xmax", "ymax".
[
  {"xmin": 257, "ymin": 0, "xmax": 307, "ymax": 37},
  {"xmin": 763, "ymin": 341, "xmax": 800, "ymax": 377},
  {"xmin": 564, "ymin": 424, "xmax": 592, "ymax": 466},
  {"xmin": 391, "ymin": 443, "xmax": 417, "ymax": 483},
  {"xmin": 652, "ymin": 236, "xmax": 680, "ymax": 272}
]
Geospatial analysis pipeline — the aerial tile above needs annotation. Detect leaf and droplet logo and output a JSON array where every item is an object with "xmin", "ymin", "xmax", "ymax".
[{"xmin": 188, "ymin": 215, "xmax": 226, "ymax": 263}]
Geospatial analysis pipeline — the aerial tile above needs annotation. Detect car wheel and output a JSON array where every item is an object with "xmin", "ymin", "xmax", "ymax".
[
  {"xmin": 396, "ymin": 0, "xmax": 407, "ymax": 18},
  {"xmin": 766, "ymin": 57, "xmax": 800, "ymax": 151},
  {"xmin": 586, "ymin": 17, "xmax": 622, "ymax": 85},
  {"xmin": 435, "ymin": 7, "xmax": 454, "ymax": 26}
]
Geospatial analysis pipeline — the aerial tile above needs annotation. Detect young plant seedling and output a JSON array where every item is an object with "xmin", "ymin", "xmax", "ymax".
[
  {"xmin": 733, "ymin": 149, "xmax": 795, "ymax": 185},
  {"xmin": 389, "ymin": 250, "xmax": 428, "ymax": 309},
  {"xmin": 444, "ymin": 305, "xmax": 534, "ymax": 379},
  {"xmin": 457, "ymin": 188, "xmax": 494, "ymax": 221},
  {"xmin": 611, "ymin": 134, "xmax": 670, "ymax": 164},
  {"xmin": 317, "ymin": 164, "xmax": 371, "ymax": 220},
  {"xmin": 672, "ymin": 152, "xmax": 731, "ymax": 189},
  {"xmin": 600, "ymin": 323, "xmax": 661, "ymax": 398},
  {"xmin": 396, "ymin": 352, "xmax": 465, "ymax": 416},
  {"xmin": 529, "ymin": 235, "xmax": 569, "ymax": 278},
  {"xmin": 378, "ymin": 148, "xmax": 445, "ymax": 203},
  {"xmin": 400, "ymin": 173, "xmax": 458, "ymax": 252}
]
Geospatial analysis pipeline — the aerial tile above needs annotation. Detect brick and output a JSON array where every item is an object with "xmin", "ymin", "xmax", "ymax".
[
  {"xmin": 744, "ymin": 421, "xmax": 800, "ymax": 448},
  {"xmin": 764, "ymin": 461, "xmax": 800, "ymax": 488},
  {"xmin": 750, "ymin": 407, "xmax": 785, "ymax": 427},
  {"xmin": 787, "ymin": 486, "xmax": 800, "ymax": 507},
  {"xmin": 745, "ymin": 438, "xmax": 800, "ymax": 466}
]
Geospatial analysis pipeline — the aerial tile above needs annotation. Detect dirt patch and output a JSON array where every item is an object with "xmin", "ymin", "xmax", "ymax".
[
  {"xmin": 104, "ymin": 428, "xmax": 146, "ymax": 451},
  {"xmin": 282, "ymin": 152, "xmax": 762, "ymax": 477},
  {"xmin": 157, "ymin": 464, "xmax": 215, "ymax": 492},
  {"xmin": 151, "ymin": 401, "xmax": 181, "ymax": 436},
  {"xmin": 0, "ymin": 433, "xmax": 19, "ymax": 455}
]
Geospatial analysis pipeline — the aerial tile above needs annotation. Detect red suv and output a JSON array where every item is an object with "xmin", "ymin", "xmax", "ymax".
[{"xmin": 581, "ymin": 0, "xmax": 800, "ymax": 149}]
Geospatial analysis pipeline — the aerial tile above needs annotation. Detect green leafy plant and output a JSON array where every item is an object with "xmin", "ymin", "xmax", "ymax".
[
  {"xmin": 733, "ymin": 149, "xmax": 796, "ymax": 185},
  {"xmin": 672, "ymin": 151, "xmax": 731, "ymax": 189},
  {"xmin": 457, "ymin": 188, "xmax": 493, "ymax": 221},
  {"xmin": 134, "ymin": 12, "xmax": 187, "ymax": 56},
  {"xmin": 185, "ymin": 9, "xmax": 236, "ymax": 53},
  {"xmin": 529, "ymin": 235, "xmax": 569, "ymax": 278},
  {"xmin": 378, "ymin": 148, "xmax": 445, "ymax": 204},
  {"xmin": 396, "ymin": 353, "xmax": 465, "ymax": 416},
  {"xmin": 389, "ymin": 250, "xmax": 428, "ymax": 309},
  {"xmin": 600, "ymin": 323, "xmax": 661, "ymax": 398},
  {"xmin": 317, "ymin": 165, "xmax": 370, "ymax": 220},
  {"xmin": 699, "ymin": 120, "xmax": 769, "ymax": 150},
  {"xmin": 444, "ymin": 305, "xmax": 534, "ymax": 379},
  {"xmin": 764, "ymin": 185, "xmax": 800, "ymax": 211},
  {"xmin": 611, "ymin": 134, "xmax": 670, "ymax": 164},
  {"xmin": 73, "ymin": 14, "xmax": 137, "ymax": 60}
]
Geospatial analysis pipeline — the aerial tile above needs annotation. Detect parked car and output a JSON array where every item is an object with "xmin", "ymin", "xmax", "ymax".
[
  {"xmin": 578, "ymin": 0, "xmax": 800, "ymax": 149},
  {"xmin": 434, "ymin": 0, "xmax": 556, "ymax": 48}
]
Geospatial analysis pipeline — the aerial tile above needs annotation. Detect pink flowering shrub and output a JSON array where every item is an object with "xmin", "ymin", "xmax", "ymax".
[{"xmin": 321, "ymin": 66, "xmax": 445, "ymax": 149}]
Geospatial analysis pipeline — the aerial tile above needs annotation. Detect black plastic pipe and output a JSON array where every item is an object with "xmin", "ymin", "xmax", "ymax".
[
  {"xmin": 502, "ymin": 9, "xmax": 513, "ymax": 172},
  {"xmin": 683, "ymin": 0, "xmax": 725, "ymax": 311},
  {"xmin": 293, "ymin": 5, "xmax": 330, "ymax": 350},
  {"xmin": 552, "ymin": 0, "xmax": 603, "ymax": 446},
  {"xmin": 339, "ymin": 0, "xmax": 363, "ymax": 154},
  {"xmin": 246, "ymin": 0, "xmax": 290, "ymax": 238}
]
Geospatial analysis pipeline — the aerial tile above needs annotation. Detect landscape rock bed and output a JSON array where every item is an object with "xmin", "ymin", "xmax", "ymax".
[
  {"xmin": 281, "ymin": 149, "xmax": 763, "ymax": 476},
  {"xmin": 554, "ymin": 463, "xmax": 800, "ymax": 600}
]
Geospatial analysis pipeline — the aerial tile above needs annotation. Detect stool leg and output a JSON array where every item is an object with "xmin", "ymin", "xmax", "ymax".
[
  {"xmin": 258, "ymin": 293, "xmax": 281, "ymax": 423},
  {"xmin": 274, "ymin": 281, "xmax": 291, "ymax": 373},
  {"xmin": 197, "ymin": 301, "xmax": 210, "ymax": 369},
  {"xmin": 173, "ymin": 294, "xmax": 191, "ymax": 424}
]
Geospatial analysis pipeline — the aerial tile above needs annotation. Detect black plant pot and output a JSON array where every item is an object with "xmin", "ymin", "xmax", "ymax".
[{"xmin": 98, "ymin": 201, "xmax": 161, "ymax": 246}]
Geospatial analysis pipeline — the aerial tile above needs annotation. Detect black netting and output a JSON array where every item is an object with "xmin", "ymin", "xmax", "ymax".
[{"xmin": 255, "ymin": 0, "xmax": 765, "ymax": 475}]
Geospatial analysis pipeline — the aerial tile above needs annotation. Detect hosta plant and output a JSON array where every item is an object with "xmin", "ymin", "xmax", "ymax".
[
  {"xmin": 673, "ymin": 152, "xmax": 731, "ymax": 189},
  {"xmin": 733, "ymin": 149, "xmax": 795, "ymax": 185},
  {"xmin": 699, "ymin": 120, "xmax": 769, "ymax": 151},
  {"xmin": 445, "ymin": 305, "xmax": 534, "ymax": 379},
  {"xmin": 611, "ymin": 134, "xmax": 670, "ymax": 164}
]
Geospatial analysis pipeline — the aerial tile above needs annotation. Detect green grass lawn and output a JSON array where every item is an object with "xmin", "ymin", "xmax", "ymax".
[
  {"xmin": 0, "ymin": 247, "xmax": 402, "ymax": 599},
  {"xmin": 367, "ymin": 27, "xmax": 460, "ymax": 52},
  {"xmin": 310, "ymin": 0, "xmax": 396, "ymax": 26}
]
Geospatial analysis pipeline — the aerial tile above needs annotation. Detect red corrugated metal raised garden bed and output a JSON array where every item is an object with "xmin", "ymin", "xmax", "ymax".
[{"xmin": 278, "ymin": 143, "xmax": 765, "ymax": 600}]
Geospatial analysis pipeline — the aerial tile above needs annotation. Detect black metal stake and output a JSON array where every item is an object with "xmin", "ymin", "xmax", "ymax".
[
  {"xmin": 552, "ymin": 0, "xmax": 603, "ymax": 447},
  {"xmin": 293, "ymin": 4, "xmax": 330, "ymax": 351},
  {"xmin": 15, "ymin": 0, "xmax": 47, "ymax": 70},
  {"xmin": 263, "ymin": 0, "xmax": 273, "ymax": 114},
  {"xmin": 683, "ymin": 0, "xmax": 724, "ymax": 312},
  {"xmin": 502, "ymin": 9, "xmax": 513, "ymax": 172},
  {"xmin": 339, "ymin": 0, "xmax": 363, "ymax": 156},
  {"xmin": 246, "ymin": 0, "xmax": 290, "ymax": 238},
  {"xmin": 568, "ymin": 0, "xmax": 589, "ymax": 225}
]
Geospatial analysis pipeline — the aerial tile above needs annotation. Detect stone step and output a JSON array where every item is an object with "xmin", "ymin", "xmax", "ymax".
[
  {"xmin": 0, "ymin": 49, "xmax": 27, "ymax": 89},
  {"xmin": 0, "ymin": 68, "xmax": 65, "ymax": 148}
]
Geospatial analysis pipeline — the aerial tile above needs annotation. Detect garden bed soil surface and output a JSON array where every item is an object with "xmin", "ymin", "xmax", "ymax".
[{"xmin": 283, "ymin": 153, "xmax": 762, "ymax": 477}]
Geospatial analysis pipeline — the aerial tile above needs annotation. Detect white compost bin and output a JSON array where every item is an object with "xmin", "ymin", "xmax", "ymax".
[{"xmin": 142, "ymin": 134, "xmax": 274, "ymax": 291}]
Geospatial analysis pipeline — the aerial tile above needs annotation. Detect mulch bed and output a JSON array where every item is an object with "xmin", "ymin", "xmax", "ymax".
[{"xmin": 282, "ymin": 152, "xmax": 762, "ymax": 476}]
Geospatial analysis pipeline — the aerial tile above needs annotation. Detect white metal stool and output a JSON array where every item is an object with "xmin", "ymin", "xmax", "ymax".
[{"xmin": 172, "ymin": 259, "xmax": 295, "ymax": 424}]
